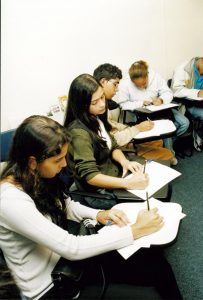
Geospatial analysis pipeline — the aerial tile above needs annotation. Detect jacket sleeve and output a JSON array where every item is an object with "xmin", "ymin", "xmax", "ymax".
[
  {"xmin": 115, "ymin": 81, "xmax": 143, "ymax": 110},
  {"xmin": 111, "ymin": 126, "xmax": 140, "ymax": 147},
  {"xmin": 156, "ymin": 73, "xmax": 173, "ymax": 104},
  {"xmin": 108, "ymin": 109, "xmax": 140, "ymax": 146},
  {"xmin": 69, "ymin": 128, "xmax": 101, "ymax": 181},
  {"xmin": 1, "ymin": 187, "xmax": 134, "ymax": 261},
  {"xmin": 171, "ymin": 64, "xmax": 200, "ymax": 99}
]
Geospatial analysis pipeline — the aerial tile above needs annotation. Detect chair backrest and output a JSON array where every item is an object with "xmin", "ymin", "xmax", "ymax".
[
  {"xmin": 0, "ymin": 129, "xmax": 16, "ymax": 162},
  {"xmin": 167, "ymin": 78, "xmax": 172, "ymax": 88}
]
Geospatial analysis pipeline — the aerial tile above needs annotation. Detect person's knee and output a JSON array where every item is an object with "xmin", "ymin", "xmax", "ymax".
[{"xmin": 183, "ymin": 117, "xmax": 190, "ymax": 130}]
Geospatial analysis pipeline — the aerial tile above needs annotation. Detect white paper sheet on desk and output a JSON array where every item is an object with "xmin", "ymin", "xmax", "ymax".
[
  {"xmin": 186, "ymin": 96, "xmax": 203, "ymax": 101},
  {"xmin": 134, "ymin": 120, "xmax": 176, "ymax": 139},
  {"xmin": 146, "ymin": 103, "xmax": 179, "ymax": 112},
  {"xmin": 126, "ymin": 161, "xmax": 181, "ymax": 200},
  {"xmin": 99, "ymin": 198, "xmax": 186, "ymax": 259}
]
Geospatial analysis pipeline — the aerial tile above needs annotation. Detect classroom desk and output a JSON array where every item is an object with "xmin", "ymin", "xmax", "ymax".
[
  {"xmin": 131, "ymin": 128, "xmax": 177, "ymax": 144},
  {"xmin": 173, "ymin": 97, "xmax": 203, "ymax": 107},
  {"xmin": 122, "ymin": 103, "xmax": 179, "ymax": 124},
  {"xmin": 114, "ymin": 159, "xmax": 172, "ymax": 203}
]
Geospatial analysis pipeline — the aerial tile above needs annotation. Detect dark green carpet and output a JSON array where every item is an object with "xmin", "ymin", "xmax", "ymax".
[{"xmin": 165, "ymin": 150, "xmax": 203, "ymax": 300}]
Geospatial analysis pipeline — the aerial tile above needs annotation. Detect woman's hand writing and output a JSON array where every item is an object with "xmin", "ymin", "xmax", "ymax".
[
  {"xmin": 131, "ymin": 207, "xmax": 164, "ymax": 239},
  {"xmin": 123, "ymin": 171, "xmax": 149, "ymax": 190},
  {"xmin": 121, "ymin": 160, "xmax": 143, "ymax": 178}
]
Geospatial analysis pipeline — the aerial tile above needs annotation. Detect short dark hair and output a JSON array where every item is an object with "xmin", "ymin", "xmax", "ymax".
[{"xmin": 93, "ymin": 63, "xmax": 122, "ymax": 82}]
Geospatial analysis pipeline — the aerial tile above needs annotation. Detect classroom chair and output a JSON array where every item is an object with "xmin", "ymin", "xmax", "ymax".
[{"xmin": 0, "ymin": 129, "xmax": 16, "ymax": 174}]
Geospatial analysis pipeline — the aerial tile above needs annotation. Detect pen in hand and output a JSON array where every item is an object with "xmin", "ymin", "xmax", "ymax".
[{"xmin": 146, "ymin": 192, "xmax": 150, "ymax": 211}]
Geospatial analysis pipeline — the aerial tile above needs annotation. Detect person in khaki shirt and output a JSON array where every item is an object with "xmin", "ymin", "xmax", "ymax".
[{"xmin": 93, "ymin": 63, "xmax": 176, "ymax": 163}]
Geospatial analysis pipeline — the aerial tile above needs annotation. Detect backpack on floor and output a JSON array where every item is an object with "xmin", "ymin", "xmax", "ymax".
[{"xmin": 193, "ymin": 119, "xmax": 203, "ymax": 152}]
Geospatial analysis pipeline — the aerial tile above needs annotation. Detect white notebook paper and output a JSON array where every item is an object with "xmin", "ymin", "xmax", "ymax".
[
  {"xmin": 99, "ymin": 198, "xmax": 186, "ymax": 259},
  {"xmin": 134, "ymin": 119, "xmax": 176, "ymax": 139},
  {"xmin": 126, "ymin": 161, "xmax": 181, "ymax": 200},
  {"xmin": 145, "ymin": 103, "xmax": 179, "ymax": 112}
]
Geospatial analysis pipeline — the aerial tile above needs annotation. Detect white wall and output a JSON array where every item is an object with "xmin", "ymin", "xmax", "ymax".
[{"xmin": 1, "ymin": 0, "xmax": 203, "ymax": 131}]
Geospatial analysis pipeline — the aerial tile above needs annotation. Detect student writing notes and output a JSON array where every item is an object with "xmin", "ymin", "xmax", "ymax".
[
  {"xmin": 63, "ymin": 74, "xmax": 149, "ymax": 205},
  {"xmin": 0, "ymin": 116, "xmax": 182, "ymax": 299}
]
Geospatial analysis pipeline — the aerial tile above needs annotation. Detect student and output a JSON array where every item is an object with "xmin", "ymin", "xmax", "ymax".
[
  {"xmin": 171, "ymin": 56, "xmax": 203, "ymax": 151},
  {"xmin": 93, "ymin": 63, "xmax": 174, "ymax": 162},
  {"xmin": 0, "ymin": 115, "xmax": 182, "ymax": 300},
  {"xmin": 64, "ymin": 74, "xmax": 149, "ymax": 196},
  {"xmin": 116, "ymin": 60, "xmax": 190, "ymax": 162}
]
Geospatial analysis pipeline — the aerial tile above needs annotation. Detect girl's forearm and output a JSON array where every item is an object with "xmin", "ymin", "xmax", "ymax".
[
  {"xmin": 87, "ymin": 173, "xmax": 127, "ymax": 189},
  {"xmin": 112, "ymin": 149, "xmax": 128, "ymax": 166}
]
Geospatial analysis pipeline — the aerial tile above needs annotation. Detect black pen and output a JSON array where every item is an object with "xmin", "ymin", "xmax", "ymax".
[{"xmin": 146, "ymin": 192, "xmax": 150, "ymax": 211}]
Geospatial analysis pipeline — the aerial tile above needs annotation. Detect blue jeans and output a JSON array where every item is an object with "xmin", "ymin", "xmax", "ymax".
[
  {"xmin": 172, "ymin": 109, "xmax": 190, "ymax": 136},
  {"xmin": 164, "ymin": 109, "xmax": 190, "ymax": 155},
  {"xmin": 164, "ymin": 137, "xmax": 175, "ymax": 156},
  {"xmin": 187, "ymin": 106, "xmax": 203, "ymax": 121}
]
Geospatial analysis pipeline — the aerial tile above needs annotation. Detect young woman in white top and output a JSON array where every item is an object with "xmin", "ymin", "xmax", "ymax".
[{"xmin": 0, "ymin": 115, "xmax": 182, "ymax": 299}]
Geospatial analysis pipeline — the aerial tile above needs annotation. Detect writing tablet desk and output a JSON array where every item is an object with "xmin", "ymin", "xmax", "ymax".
[
  {"xmin": 115, "ymin": 159, "xmax": 172, "ymax": 203},
  {"xmin": 172, "ymin": 97, "xmax": 203, "ymax": 108},
  {"xmin": 122, "ymin": 103, "xmax": 179, "ymax": 125},
  {"xmin": 131, "ymin": 128, "xmax": 177, "ymax": 144}
]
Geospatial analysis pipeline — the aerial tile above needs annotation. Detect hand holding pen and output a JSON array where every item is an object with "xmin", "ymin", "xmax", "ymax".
[
  {"xmin": 136, "ymin": 120, "xmax": 154, "ymax": 132},
  {"xmin": 131, "ymin": 207, "xmax": 164, "ymax": 239}
]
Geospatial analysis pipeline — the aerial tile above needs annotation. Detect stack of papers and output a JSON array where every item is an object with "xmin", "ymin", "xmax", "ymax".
[
  {"xmin": 134, "ymin": 119, "xmax": 176, "ymax": 139},
  {"xmin": 99, "ymin": 198, "xmax": 186, "ymax": 259},
  {"xmin": 126, "ymin": 161, "xmax": 181, "ymax": 200}
]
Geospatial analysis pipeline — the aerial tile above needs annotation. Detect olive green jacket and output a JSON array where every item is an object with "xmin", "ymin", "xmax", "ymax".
[{"xmin": 68, "ymin": 120, "xmax": 121, "ymax": 191}]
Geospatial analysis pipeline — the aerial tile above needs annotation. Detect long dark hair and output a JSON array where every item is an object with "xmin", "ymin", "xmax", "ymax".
[
  {"xmin": 64, "ymin": 74, "xmax": 112, "ymax": 147},
  {"xmin": 1, "ymin": 115, "xmax": 70, "ymax": 227}
]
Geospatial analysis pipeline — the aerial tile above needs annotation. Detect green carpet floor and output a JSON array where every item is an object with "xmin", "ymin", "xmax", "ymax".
[{"xmin": 165, "ymin": 150, "xmax": 203, "ymax": 300}]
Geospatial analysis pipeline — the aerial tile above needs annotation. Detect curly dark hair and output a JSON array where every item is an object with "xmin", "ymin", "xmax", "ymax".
[{"xmin": 1, "ymin": 115, "xmax": 70, "ymax": 228}]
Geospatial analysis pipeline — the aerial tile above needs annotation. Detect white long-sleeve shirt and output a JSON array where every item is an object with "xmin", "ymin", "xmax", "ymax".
[
  {"xmin": 0, "ymin": 183, "xmax": 133, "ymax": 299},
  {"xmin": 115, "ymin": 69, "xmax": 173, "ymax": 110},
  {"xmin": 171, "ymin": 59, "xmax": 203, "ymax": 100}
]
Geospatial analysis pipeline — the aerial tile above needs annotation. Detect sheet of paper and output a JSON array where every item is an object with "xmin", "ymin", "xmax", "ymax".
[
  {"xmin": 126, "ymin": 161, "xmax": 181, "ymax": 200},
  {"xmin": 186, "ymin": 96, "xmax": 203, "ymax": 101},
  {"xmin": 134, "ymin": 119, "xmax": 176, "ymax": 139},
  {"xmin": 146, "ymin": 103, "xmax": 179, "ymax": 112},
  {"xmin": 99, "ymin": 198, "xmax": 186, "ymax": 259}
]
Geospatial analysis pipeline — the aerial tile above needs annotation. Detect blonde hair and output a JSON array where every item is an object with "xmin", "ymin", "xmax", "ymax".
[{"xmin": 129, "ymin": 60, "xmax": 148, "ymax": 80}]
